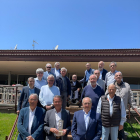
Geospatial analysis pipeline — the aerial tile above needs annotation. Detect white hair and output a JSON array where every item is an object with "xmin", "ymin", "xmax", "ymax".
[
  {"xmin": 115, "ymin": 71, "xmax": 123, "ymax": 76},
  {"xmin": 28, "ymin": 77, "xmax": 34, "ymax": 82},
  {"xmin": 85, "ymin": 63, "xmax": 91, "ymax": 66},
  {"xmin": 29, "ymin": 94, "xmax": 38, "ymax": 100},
  {"xmin": 36, "ymin": 68, "xmax": 44, "ymax": 74},
  {"xmin": 82, "ymin": 97, "xmax": 92, "ymax": 104},
  {"xmin": 45, "ymin": 63, "xmax": 52, "ymax": 68},
  {"xmin": 47, "ymin": 74, "xmax": 55, "ymax": 80},
  {"xmin": 54, "ymin": 62, "xmax": 60, "ymax": 67},
  {"xmin": 109, "ymin": 61, "xmax": 117, "ymax": 67},
  {"xmin": 61, "ymin": 67, "xmax": 67, "ymax": 72}
]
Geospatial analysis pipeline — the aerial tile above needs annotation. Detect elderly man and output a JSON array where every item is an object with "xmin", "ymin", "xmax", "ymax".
[
  {"xmin": 17, "ymin": 77, "xmax": 42, "ymax": 114},
  {"xmin": 97, "ymin": 84, "xmax": 126, "ymax": 140},
  {"xmin": 81, "ymin": 74, "xmax": 104, "ymax": 111},
  {"xmin": 34, "ymin": 68, "xmax": 47, "ymax": 89},
  {"xmin": 71, "ymin": 97, "xmax": 102, "ymax": 140},
  {"xmin": 80, "ymin": 63, "xmax": 94, "ymax": 88},
  {"xmin": 105, "ymin": 61, "xmax": 119, "ymax": 87},
  {"xmin": 98, "ymin": 61, "xmax": 108, "ymax": 80},
  {"xmin": 17, "ymin": 94, "xmax": 46, "ymax": 140},
  {"xmin": 87, "ymin": 70, "xmax": 105, "ymax": 91},
  {"xmin": 51, "ymin": 62, "xmax": 61, "ymax": 77},
  {"xmin": 43, "ymin": 63, "xmax": 56, "ymax": 82},
  {"xmin": 44, "ymin": 95, "xmax": 71, "ymax": 140},
  {"xmin": 39, "ymin": 75, "xmax": 60, "ymax": 111},
  {"xmin": 56, "ymin": 67, "xmax": 71, "ymax": 108},
  {"xmin": 70, "ymin": 74, "xmax": 82, "ymax": 104},
  {"xmin": 106, "ymin": 72, "xmax": 138, "ymax": 140}
]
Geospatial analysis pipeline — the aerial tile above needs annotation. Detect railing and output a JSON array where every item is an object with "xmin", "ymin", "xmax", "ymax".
[
  {"xmin": 132, "ymin": 89, "xmax": 140, "ymax": 106},
  {"xmin": 5, "ymin": 115, "xmax": 19, "ymax": 140},
  {"xmin": 127, "ymin": 105, "xmax": 140, "ymax": 139},
  {"xmin": 0, "ymin": 85, "xmax": 23, "ymax": 111}
]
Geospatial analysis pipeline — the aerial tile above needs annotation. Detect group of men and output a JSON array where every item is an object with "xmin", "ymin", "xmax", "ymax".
[{"xmin": 17, "ymin": 61, "xmax": 139, "ymax": 140}]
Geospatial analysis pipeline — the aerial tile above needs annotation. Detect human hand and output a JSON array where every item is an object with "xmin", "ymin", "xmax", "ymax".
[
  {"xmin": 119, "ymin": 125, "xmax": 123, "ymax": 131},
  {"xmin": 62, "ymin": 129, "xmax": 67, "ymax": 136},
  {"xmin": 17, "ymin": 110, "xmax": 20, "ymax": 115},
  {"xmin": 46, "ymin": 106, "xmax": 52, "ymax": 110},
  {"xmin": 26, "ymin": 136, "xmax": 34, "ymax": 140},
  {"xmin": 50, "ymin": 128, "xmax": 59, "ymax": 134}
]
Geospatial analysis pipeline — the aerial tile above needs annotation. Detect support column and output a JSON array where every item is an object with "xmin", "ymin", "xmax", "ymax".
[
  {"xmin": 17, "ymin": 75, "xmax": 19, "ymax": 84},
  {"xmin": 8, "ymin": 71, "xmax": 11, "ymax": 85}
]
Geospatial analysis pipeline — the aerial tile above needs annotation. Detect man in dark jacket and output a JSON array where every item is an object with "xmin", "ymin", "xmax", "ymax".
[
  {"xmin": 17, "ymin": 77, "xmax": 42, "ymax": 114},
  {"xmin": 56, "ymin": 67, "xmax": 71, "ymax": 108},
  {"xmin": 98, "ymin": 61, "xmax": 108, "ymax": 81},
  {"xmin": 70, "ymin": 74, "xmax": 82, "ymax": 104}
]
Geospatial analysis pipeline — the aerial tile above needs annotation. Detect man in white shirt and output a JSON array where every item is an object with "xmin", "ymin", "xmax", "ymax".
[
  {"xmin": 44, "ymin": 95, "xmax": 71, "ymax": 140},
  {"xmin": 39, "ymin": 75, "xmax": 60, "ymax": 111},
  {"xmin": 17, "ymin": 94, "xmax": 46, "ymax": 140}
]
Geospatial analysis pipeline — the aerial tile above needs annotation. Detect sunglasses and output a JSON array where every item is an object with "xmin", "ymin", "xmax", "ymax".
[{"xmin": 47, "ymin": 67, "xmax": 51, "ymax": 68}]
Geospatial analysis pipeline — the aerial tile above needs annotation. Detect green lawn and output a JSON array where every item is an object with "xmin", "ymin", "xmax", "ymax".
[
  {"xmin": 0, "ymin": 113, "xmax": 140, "ymax": 140},
  {"xmin": 0, "ymin": 113, "xmax": 17, "ymax": 140},
  {"xmin": 124, "ymin": 122, "xmax": 140, "ymax": 140}
]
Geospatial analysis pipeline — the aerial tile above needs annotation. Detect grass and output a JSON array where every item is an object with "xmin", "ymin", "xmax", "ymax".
[
  {"xmin": 124, "ymin": 122, "xmax": 140, "ymax": 140},
  {"xmin": 0, "ymin": 113, "xmax": 17, "ymax": 140},
  {"xmin": 0, "ymin": 113, "xmax": 140, "ymax": 140}
]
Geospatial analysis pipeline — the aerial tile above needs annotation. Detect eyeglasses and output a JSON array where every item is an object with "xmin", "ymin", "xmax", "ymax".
[
  {"xmin": 110, "ymin": 65, "xmax": 115, "ymax": 67},
  {"xmin": 47, "ymin": 67, "xmax": 51, "ymax": 68}
]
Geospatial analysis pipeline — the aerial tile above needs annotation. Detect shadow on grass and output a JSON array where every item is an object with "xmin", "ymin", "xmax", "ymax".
[{"xmin": 124, "ymin": 122, "xmax": 140, "ymax": 140}]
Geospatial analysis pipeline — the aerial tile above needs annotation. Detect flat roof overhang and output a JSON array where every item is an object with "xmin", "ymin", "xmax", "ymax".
[{"xmin": 0, "ymin": 49, "xmax": 140, "ymax": 62}]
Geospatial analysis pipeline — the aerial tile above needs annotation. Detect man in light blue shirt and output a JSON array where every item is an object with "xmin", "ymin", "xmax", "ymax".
[
  {"xmin": 34, "ymin": 68, "xmax": 47, "ymax": 89},
  {"xmin": 43, "ymin": 63, "xmax": 56, "ymax": 84},
  {"xmin": 80, "ymin": 63, "xmax": 94, "ymax": 87},
  {"xmin": 39, "ymin": 75, "xmax": 60, "ymax": 111},
  {"xmin": 96, "ymin": 84, "xmax": 126, "ymax": 140},
  {"xmin": 105, "ymin": 61, "xmax": 119, "ymax": 87}
]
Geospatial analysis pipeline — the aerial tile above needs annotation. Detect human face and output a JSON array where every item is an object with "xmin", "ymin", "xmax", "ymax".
[
  {"xmin": 55, "ymin": 64, "xmax": 60, "ymax": 70},
  {"xmin": 47, "ymin": 77, "xmax": 54, "ymax": 87},
  {"xmin": 108, "ymin": 85, "xmax": 116, "ymax": 97},
  {"xmin": 110, "ymin": 63, "xmax": 116, "ymax": 72},
  {"xmin": 82, "ymin": 98, "xmax": 92, "ymax": 113},
  {"xmin": 89, "ymin": 75, "xmax": 97, "ymax": 86},
  {"xmin": 53, "ymin": 97, "xmax": 62, "ymax": 110},
  {"xmin": 72, "ymin": 75, "xmax": 77, "ymax": 82},
  {"xmin": 86, "ymin": 64, "xmax": 91, "ymax": 71},
  {"xmin": 94, "ymin": 70, "xmax": 100, "ymax": 79},
  {"xmin": 46, "ymin": 65, "xmax": 52, "ymax": 72},
  {"xmin": 98, "ymin": 61, "xmax": 104, "ymax": 71},
  {"xmin": 61, "ymin": 70, "xmax": 66, "ymax": 77},
  {"xmin": 37, "ymin": 72, "xmax": 43, "ymax": 79},
  {"xmin": 28, "ymin": 95, "xmax": 38, "ymax": 108},
  {"xmin": 115, "ymin": 72, "xmax": 122, "ymax": 83},
  {"xmin": 28, "ymin": 78, "xmax": 35, "ymax": 88}
]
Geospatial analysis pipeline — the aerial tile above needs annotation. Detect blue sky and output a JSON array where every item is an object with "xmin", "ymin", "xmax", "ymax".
[{"xmin": 0, "ymin": 0, "xmax": 140, "ymax": 50}]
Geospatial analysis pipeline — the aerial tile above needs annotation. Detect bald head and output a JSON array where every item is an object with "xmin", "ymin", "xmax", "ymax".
[
  {"xmin": 85, "ymin": 63, "xmax": 91, "ymax": 70},
  {"xmin": 115, "ymin": 72, "xmax": 123, "ymax": 84},
  {"xmin": 89, "ymin": 74, "xmax": 97, "ymax": 87},
  {"xmin": 72, "ymin": 74, "xmax": 77, "ymax": 82},
  {"xmin": 98, "ymin": 61, "xmax": 104, "ymax": 71}
]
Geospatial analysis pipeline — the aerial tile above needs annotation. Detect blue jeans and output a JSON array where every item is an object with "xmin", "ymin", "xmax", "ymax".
[{"xmin": 102, "ymin": 126, "xmax": 119, "ymax": 140}]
